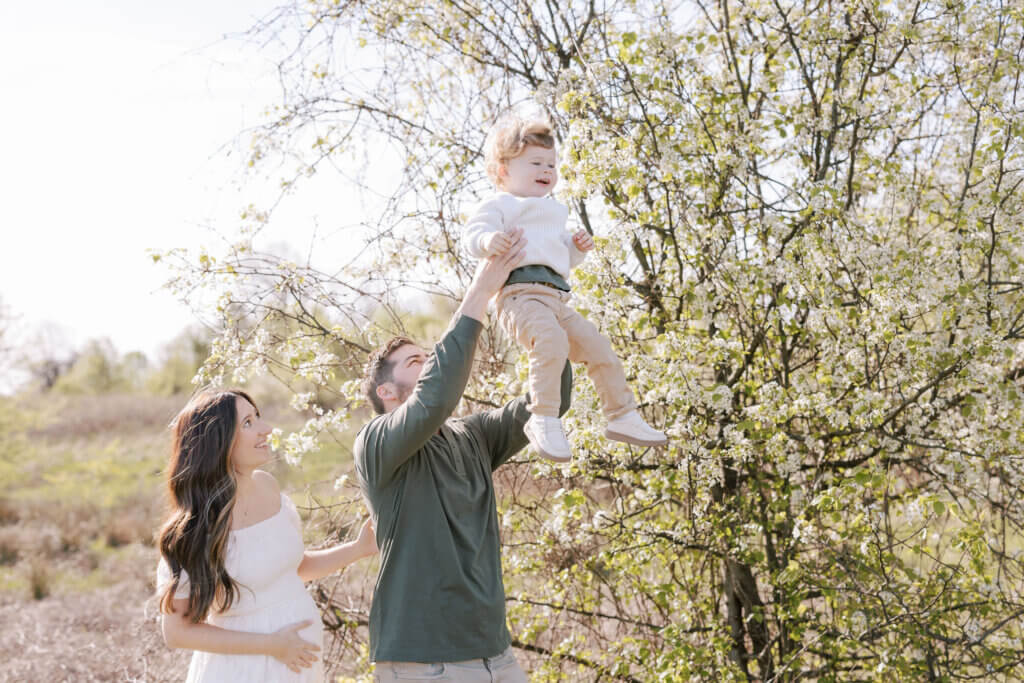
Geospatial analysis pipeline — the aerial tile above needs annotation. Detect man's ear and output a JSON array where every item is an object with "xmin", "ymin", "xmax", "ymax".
[{"xmin": 376, "ymin": 383, "xmax": 395, "ymax": 404}]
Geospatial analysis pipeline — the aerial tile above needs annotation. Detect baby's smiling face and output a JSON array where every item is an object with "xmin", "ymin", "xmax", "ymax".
[{"xmin": 500, "ymin": 144, "xmax": 558, "ymax": 197}]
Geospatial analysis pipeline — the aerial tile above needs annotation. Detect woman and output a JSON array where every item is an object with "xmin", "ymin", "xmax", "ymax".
[{"xmin": 156, "ymin": 388, "xmax": 376, "ymax": 681}]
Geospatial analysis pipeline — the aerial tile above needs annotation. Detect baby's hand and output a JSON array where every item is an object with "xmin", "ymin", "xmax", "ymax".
[
  {"xmin": 572, "ymin": 229, "xmax": 594, "ymax": 252},
  {"xmin": 484, "ymin": 231, "xmax": 516, "ymax": 256}
]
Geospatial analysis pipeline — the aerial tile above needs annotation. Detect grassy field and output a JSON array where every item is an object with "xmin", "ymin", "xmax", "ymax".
[{"xmin": 0, "ymin": 391, "xmax": 374, "ymax": 682}]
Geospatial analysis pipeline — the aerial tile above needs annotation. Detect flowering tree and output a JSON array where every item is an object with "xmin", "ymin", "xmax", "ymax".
[{"xmin": 162, "ymin": 0, "xmax": 1024, "ymax": 679}]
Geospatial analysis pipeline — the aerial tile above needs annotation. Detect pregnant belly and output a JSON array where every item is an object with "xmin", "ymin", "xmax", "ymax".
[{"xmin": 210, "ymin": 585, "xmax": 323, "ymax": 650}]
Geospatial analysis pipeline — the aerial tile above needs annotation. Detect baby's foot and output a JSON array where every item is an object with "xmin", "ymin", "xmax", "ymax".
[
  {"xmin": 524, "ymin": 414, "xmax": 572, "ymax": 462},
  {"xmin": 604, "ymin": 410, "xmax": 667, "ymax": 447}
]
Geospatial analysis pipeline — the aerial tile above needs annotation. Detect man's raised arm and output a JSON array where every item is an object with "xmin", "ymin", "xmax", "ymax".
[{"xmin": 355, "ymin": 231, "xmax": 526, "ymax": 488}]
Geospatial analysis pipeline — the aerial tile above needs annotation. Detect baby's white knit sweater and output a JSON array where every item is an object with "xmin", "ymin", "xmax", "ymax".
[{"xmin": 464, "ymin": 193, "xmax": 586, "ymax": 280}]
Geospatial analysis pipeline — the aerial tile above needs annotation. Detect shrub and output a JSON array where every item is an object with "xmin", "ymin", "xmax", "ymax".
[{"xmin": 27, "ymin": 556, "xmax": 51, "ymax": 600}]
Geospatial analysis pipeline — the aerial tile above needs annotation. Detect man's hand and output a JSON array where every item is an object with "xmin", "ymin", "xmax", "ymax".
[
  {"xmin": 484, "ymin": 230, "xmax": 517, "ymax": 257},
  {"xmin": 458, "ymin": 228, "xmax": 526, "ymax": 322},
  {"xmin": 572, "ymin": 229, "xmax": 594, "ymax": 252}
]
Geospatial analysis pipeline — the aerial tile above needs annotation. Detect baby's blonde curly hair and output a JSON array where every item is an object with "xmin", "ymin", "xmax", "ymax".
[{"xmin": 484, "ymin": 116, "xmax": 555, "ymax": 189}]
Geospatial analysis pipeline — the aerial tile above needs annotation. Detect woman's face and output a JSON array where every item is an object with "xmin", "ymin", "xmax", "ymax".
[{"xmin": 228, "ymin": 396, "xmax": 272, "ymax": 473}]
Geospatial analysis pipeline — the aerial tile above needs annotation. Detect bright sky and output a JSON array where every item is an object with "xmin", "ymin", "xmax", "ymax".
[{"xmin": 0, "ymin": 1, "xmax": 306, "ymax": 367}]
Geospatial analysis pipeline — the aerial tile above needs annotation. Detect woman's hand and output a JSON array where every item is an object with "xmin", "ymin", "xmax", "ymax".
[
  {"xmin": 572, "ymin": 229, "xmax": 594, "ymax": 252},
  {"xmin": 354, "ymin": 517, "xmax": 377, "ymax": 558},
  {"xmin": 269, "ymin": 620, "xmax": 320, "ymax": 673}
]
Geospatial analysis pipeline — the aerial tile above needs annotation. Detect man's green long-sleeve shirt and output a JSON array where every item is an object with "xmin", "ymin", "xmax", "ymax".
[{"xmin": 354, "ymin": 314, "xmax": 571, "ymax": 663}]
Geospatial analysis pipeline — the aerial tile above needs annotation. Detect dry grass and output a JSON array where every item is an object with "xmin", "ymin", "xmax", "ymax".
[
  {"xmin": 23, "ymin": 393, "xmax": 184, "ymax": 441},
  {"xmin": 0, "ymin": 551, "xmax": 190, "ymax": 683},
  {"xmin": 0, "ymin": 393, "xmax": 188, "ymax": 681}
]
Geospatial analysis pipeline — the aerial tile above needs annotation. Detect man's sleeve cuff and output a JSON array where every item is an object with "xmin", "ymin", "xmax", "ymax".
[{"xmin": 452, "ymin": 313, "xmax": 484, "ymax": 337}]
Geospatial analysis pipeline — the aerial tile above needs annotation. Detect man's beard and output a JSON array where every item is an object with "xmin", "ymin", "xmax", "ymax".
[{"xmin": 394, "ymin": 381, "xmax": 414, "ymax": 405}]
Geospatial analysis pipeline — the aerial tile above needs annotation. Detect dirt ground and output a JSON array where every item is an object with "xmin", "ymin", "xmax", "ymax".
[{"xmin": 0, "ymin": 569, "xmax": 189, "ymax": 683}]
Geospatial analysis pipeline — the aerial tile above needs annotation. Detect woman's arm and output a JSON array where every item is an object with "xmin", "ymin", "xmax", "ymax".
[
  {"xmin": 161, "ymin": 601, "xmax": 319, "ymax": 673},
  {"xmin": 297, "ymin": 518, "xmax": 377, "ymax": 582}
]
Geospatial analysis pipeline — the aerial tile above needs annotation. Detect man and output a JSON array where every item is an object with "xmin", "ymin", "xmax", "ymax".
[{"xmin": 354, "ymin": 229, "xmax": 573, "ymax": 682}]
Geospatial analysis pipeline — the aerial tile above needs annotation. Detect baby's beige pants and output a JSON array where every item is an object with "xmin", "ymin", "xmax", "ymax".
[{"xmin": 496, "ymin": 283, "xmax": 635, "ymax": 419}]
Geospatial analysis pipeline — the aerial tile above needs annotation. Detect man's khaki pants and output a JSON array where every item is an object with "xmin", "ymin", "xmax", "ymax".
[
  {"xmin": 374, "ymin": 647, "xmax": 527, "ymax": 682},
  {"xmin": 496, "ymin": 283, "xmax": 635, "ymax": 419}
]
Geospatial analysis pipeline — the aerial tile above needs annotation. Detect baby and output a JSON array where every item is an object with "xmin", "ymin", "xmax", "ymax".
[{"xmin": 464, "ymin": 116, "xmax": 667, "ymax": 461}]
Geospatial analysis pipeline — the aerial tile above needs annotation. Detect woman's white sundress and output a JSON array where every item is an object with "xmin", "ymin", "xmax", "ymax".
[{"xmin": 157, "ymin": 493, "xmax": 323, "ymax": 682}]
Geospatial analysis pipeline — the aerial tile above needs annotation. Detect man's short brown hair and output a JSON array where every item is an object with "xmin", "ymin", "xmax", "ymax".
[{"xmin": 361, "ymin": 336, "xmax": 416, "ymax": 414}]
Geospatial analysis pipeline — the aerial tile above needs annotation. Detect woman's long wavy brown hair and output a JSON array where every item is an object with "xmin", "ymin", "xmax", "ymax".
[{"xmin": 157, "ymin": 388, "xmax": 258, "ymax": 622}]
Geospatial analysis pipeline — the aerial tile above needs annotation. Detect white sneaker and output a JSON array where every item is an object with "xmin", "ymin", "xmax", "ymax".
[
  {"xmin": 604, "ymin": 410, "xmax": 667, "ymax": 447},
  {"xmin": 524, "ymin": 414, "xmax": 572, "ymax": 462}
]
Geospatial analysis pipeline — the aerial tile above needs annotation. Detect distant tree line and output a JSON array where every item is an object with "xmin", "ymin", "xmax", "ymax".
[{"xmin": 12, "ymin": 327, "xmax": 211, "ymax": 397}]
